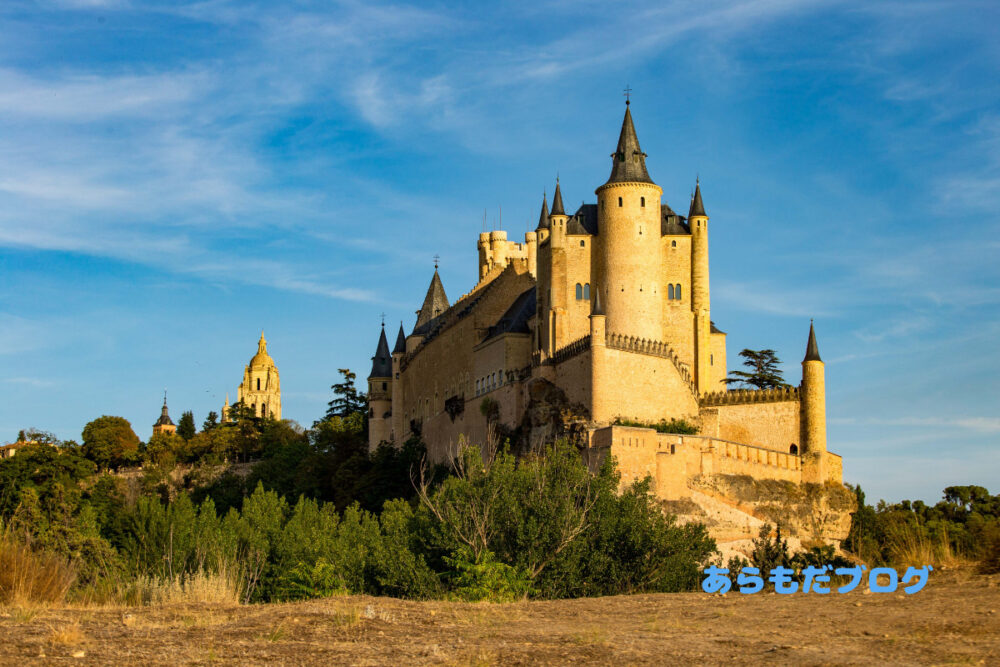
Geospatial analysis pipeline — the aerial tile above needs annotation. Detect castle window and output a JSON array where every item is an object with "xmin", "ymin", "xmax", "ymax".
[
  {"xmin": 618, "ymin": 197, "xmax": 623, "ymax": 207},
  {"xmin": 710, "ymin": 354, "xmax": 714, "ymax": 366},
  {"xmin": 382, "ymin": 382, "xmax": 387, "ymax": 390},
  {"xmin": 580, "ymin": 240, "xmax": 585, "ymax": 247},
  {"xmin": 575, "ymin": 283, "xmax": 583, "ymax": 300},
  {"xmin": 583, "ymin": 283, "xmax": 590, "ymax": 300},
  {"xmin": 641, "ymin": 197, "xmax": 645, "ymax": 207},
  {"xmin": 257, "ymin": 378, "xmax": 261, "ymax": 390},
  {"xmin": 670, "ymin": 444, "xmax": 676, "ymax": 454},
  {"xmin": 668, "ymin": 284, "xmax": 674, "ymax": 300},
  {"xmin": 671, "ymin": 240, "xmax": 677, "ymax": 247},
  {"xmin": 675, "ymin": 283, "xmax": 682, "ymax": 299},
  {"xmin": 262, "ymin": 403, "xmax": 266, "ymax": 417},
  {"xmin": 789, "ymin": 444, "xmax": 798, "ymax": 455}
]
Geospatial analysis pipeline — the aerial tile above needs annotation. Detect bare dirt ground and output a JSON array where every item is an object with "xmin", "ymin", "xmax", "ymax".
[{"xmin": 2, "ymin": 570, "xmax": 998, "ymax": 666}]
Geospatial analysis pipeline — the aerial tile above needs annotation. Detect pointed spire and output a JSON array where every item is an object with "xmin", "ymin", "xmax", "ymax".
[
  {"xmin": 369, "ymin": 323, "xmax": 392, "ymax": 378},
  {"xmin": 689, "ymin": 178, "xmax": 706, "ymax": 218},
  {"xmin": 224, "ymin": 393, "xmax": 230, "ymax": 407},
  {"xmin": 804, "ymin": 320, "xmax": 822, "ymax": 362},
  {"xmin": 536, "ymin": 192, "xmax": 550, "ymax": 230},
  {"xmin": 590, "ymin": 285, "xmax": 605, "ymax": 316},
  {"xmin": 551, "ymin": 178, "xmax": 565, "ymax": 216},
  {"xmin": 257, "ymin": 330, "xmax": 267, "ymax": 355},
  {"xmin": 154, "ymin": 391, "xmax": 174, "ymax": 427},
  {"xmin": 393, "ymin": 322, "xmax": 406, "ymax": 355},
  {"xmin": 605, "ymin": 103, "xmax": 654, "ymax": 185},
  {"xmin": 414, "ymin": 268, "xmax": 450, "ymax": 331}
]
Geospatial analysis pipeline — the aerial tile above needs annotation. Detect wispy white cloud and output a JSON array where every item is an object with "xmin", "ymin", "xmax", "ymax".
[{"xmin": 832, "ymin": 416, "xmax": 1000, "ymax": 434}]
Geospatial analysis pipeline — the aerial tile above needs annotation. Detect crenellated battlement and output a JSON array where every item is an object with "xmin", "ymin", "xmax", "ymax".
[
  {"xmin": 548, "ymin": 335, "xmax": 592, "ymax": 365},
  {"xmin": 700, "ymin": 385, "xmax": 800, "ymax": 407},
  {"xmin": 605, "ymin": 332, "xmax": 695, "ymax": 390}
]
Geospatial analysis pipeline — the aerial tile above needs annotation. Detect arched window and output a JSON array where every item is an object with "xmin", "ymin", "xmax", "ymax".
[
  {"xmin": 583, "ymin": 283, "xmax": 590, "ymax": 299},
  {"xmin": 618, "ymin": 196, "xmax": 623, "ymax": 207},
  {"xmin": 261, "ymin": 403, "xmax": 267, "ymax": 417},
  {"xmin": 675, "ymin": 283, "xmax": 682, "ymax": 299},
  {"xmin": 580, "ymin": 240, "xmax": 585, "ymax": 247},
  {"xmin": 671, "ymin": 240, "xmax": 677, "ymax": 247},
  {"xmin": 789, "ymin": 444, "xmax": 798, "ymax": 455},
  {"xmin": 670, "ymin": 444, "xmax": 676, "ymax": 454},
  {"xmin": 640, "ymin": 196, "xmax": 645, "ymax": 207},
  {"xmin": 256, "ymin": 378, "xmax": 261, "ymax": 390},
  {"xmin": 668, "ymin": 284, "xmax": 674, "ymax": 300},
  {"xmin": 575, "ymin": 283, "xmax": 583, "ymax": 300}
]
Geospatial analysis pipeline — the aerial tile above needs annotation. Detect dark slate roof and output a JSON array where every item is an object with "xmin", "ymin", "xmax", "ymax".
[
  {"xmin": 536, "ymin": 194, "xmax": 550, "ymax": 230},
  {"xmin": 551, "ymin": 181, "xmax": 566, "ymax": 216},
  {"xmin": 484, "ymin": 287, "xmax": 536, "ymax": 341},
  {"xmin": 689, "ymin": 181, "xmax": 706, "ymax": 217},
  {"xmin": 804, "ymin": 321, "xmax": 822, "ymax": 362},
  {"xmin": 569, "ymin": 204, "xmax": 598, "ymax": 235},
  {"xmin": 369, "ymin": 326, "xmax": 392, "ymax": 378},
  {"xmin": 591, "ymin": 284, "xmax": 605, "ymax": 316},
  {"xmin": 154, "ymin": 399, "xmax": 174, "ymax": 427},
  {"xmin": 661, "ymin": 203, "xmax": 690, "ymax": 235},
  {"xmin": 392, "ymin": 323, "xmax": 406, "ymax": 355},
  {"xmin": 605, "ymin": 104, "xmax": 655, "ymax": 186},
  {"xmin": 710, "ymin": 321, "xmax": 724, "ymax": 334},
  {"xmin": 413, "ymin": 269, "xmax": 450, "ymax": 335}
]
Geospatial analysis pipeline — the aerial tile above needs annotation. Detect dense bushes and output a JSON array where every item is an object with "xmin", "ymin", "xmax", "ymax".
[
  {"xmin": 844, "ymin": 484, "xmax": 1000, "ymax": 568},
  {"xmin": 0, "ymin": 437, "xmax": 717, "ymax": 604}
]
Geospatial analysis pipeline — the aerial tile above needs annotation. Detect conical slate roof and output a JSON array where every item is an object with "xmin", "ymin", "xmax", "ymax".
[
  {"xmin": 804, "ymin": 321, "xmax": 822, "ymax": 362},
  {"xmin": 551, "ymin": 180, "xmax": 566, "ymax": 216},
  {"xmin": 605, "ymin": 103, "xmax": 654, "ymax": 186},
  {"xmin": 414, "ymin": 269, "xmax": 450, "ymax": 332},
  {"xmin": 369, "ymin": 326, "xmax": 392, "ymax": 378},
  {"xmin": 536, "ymin": 193, "xmax": 550, "ymax": 230},
  {"xmin": 689, "ymin": 180, "xmax": 706, "ymax": 217},
  {"xmin": 591, "ymin": 285, "xmax": 604, "ymax": 316},
  {"xmin": 392, "ymin": 322, "xmax": 406, "ymax": 355}
]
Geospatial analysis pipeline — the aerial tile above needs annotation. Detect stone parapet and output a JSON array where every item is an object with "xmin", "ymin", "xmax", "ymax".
[
  {"xmin": 700, "ymin": 385, "xmax": 800, "ymax": 407},
  {"xmin": 605, "ymin": 332, "xmax": 694, "ymax": 390}
]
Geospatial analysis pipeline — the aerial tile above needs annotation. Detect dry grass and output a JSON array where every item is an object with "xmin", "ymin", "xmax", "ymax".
[
  {"xmin": 47, "ymin": 620, "xmax": 87, "ymax": 646},
  {"xmin": 0, "ymin": 531, "xmax": 76, "ymax": 605},
  {"xmin": 885, "ymin": 523, "xmax": 975, "ymax": 568}
]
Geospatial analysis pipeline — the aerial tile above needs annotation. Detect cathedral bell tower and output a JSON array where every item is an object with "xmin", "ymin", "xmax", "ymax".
[{"xmin": 594, "ymin": 101, "xmax": 664, "ymax": 341}]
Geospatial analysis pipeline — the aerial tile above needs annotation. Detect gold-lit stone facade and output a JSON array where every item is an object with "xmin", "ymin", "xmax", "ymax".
[{"xmin": 367, "ymin": 104, "xmax": 845, "ymax": 533}]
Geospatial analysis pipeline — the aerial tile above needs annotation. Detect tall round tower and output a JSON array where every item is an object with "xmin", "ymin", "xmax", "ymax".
[
  {"xmin": 595, "ymin": 102, "xmax": 664, "ymax": 340},
  {"xmin": 689, "ymin": 180, "xmax": 712, "ymax": 392},
  {"xmin": 800, "ymin": 321, "xmax": 828, "ymax": 483}
]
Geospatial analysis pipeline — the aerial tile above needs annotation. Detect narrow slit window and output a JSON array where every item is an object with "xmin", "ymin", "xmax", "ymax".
[
  {"xmin": 618, "ymin": 197, "xmax": 623, "ymax": 207},
  {"xmin": 675, "ymin": 284, "xmax": 682, "ymax": 299},
  {"xmin": 640, "ymin": 196, "xmax": 645, "ymax": 207},
  {"xmin": 583, "ymin": 283, "xmax": 590, "ymax": 300},
  {"xmin": 575, "ymin": 283, "xmax": 583, "ymax": 300},
  {"xmin": 668, "ymin": 284, "xmax": 674, "ymax": 300}
]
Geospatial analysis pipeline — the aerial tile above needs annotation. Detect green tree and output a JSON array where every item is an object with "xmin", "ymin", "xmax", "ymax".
[
  {"xmin": 202, "ymin": 411, "xmax": 219, "ymax": 432},
  {"xmin": 177, "ymin": 411, "xmax": 196, "ymax": 441},
  {"xmin": 81, "ymin": 416, "xmax": 141, "ymax": 469},
  {"xmin": 325, "ymin": 368, "xmax": 367, "ymax": 420},
  {"xmin": 724, "ymin": 349, "xmax": 788, "ymax": 389}
]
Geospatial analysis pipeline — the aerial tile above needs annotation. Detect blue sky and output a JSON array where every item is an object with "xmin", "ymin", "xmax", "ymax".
[{"xmin": 1, "ymin": 0, "xmax": 998, "ymax": 504}]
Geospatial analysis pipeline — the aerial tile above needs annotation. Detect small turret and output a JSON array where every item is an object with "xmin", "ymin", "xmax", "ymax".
[
  {"xmin": 368, "ymin": 323, "xmax": 394, "ymax": 451},
  {"xmin": 535, "ymin": 192, "xmax": 550, "ymax": 231},
  {"xmin": 414, "ymin": 268, "xmax": 449, "ymax": 333},
  {"xmin": 549, "ymin": 178, "xmax": 569, "ymax": 248},
  {"xmin": 689, "ymin": 178, "xmax": 712, "ymax": 392},
  {"xmin": 392, "ymin": 323, "xmax": 406, "ymax": 356},
  {"xmin": 368, "ymin": 325, "xmax": 392, "ymax": 380}
]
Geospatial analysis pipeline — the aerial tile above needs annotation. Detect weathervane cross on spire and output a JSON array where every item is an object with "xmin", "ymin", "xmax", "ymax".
[
  {"xmin": 380, "ymin": 312, "xmax": 386, "ymax": 327},
  {"xmin": 623, "ymin": 85, "xmax": 632, "ymax": 105},
  {"xmin": 433, "ymin": 254, "xmax": 440, "ymax": 270}
]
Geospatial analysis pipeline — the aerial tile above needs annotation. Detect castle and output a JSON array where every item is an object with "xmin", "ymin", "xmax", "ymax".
[{"xmin": 365, "ymin": 102, "xmax": 845, "ymax": 542}]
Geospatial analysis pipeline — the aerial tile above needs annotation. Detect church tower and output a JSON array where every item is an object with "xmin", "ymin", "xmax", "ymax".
[
  {"xmin": 594, "ymin": 102, "xmax": 664, "ymax": 341},
  {"xmin": 237, "ymin": 332, "xmax": 282, "ymax": 419},
  {"xmin": 367, "ymin": 323, "xmax": 393, "ymax": 451},
  {"xmin": 152, "ymin": 392, "xmax": 176, "ymax": 436}
]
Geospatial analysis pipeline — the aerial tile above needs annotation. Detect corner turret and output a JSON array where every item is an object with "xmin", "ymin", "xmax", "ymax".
[
  {"xmin": 689, "ymin": 178, "xmax": 712, "ymax": 393},
  {"xmin": 801, "ymin": 321, "xmax": 829, "ymax": 483},
  {"xmin": 368, "ymin": 323, "xmax": 394, "ymax": 451}
]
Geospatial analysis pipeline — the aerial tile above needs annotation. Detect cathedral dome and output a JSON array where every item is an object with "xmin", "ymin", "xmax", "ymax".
[{"xmin": 249, "ymin": 332, "xmax": 276, "ymax": 369}]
